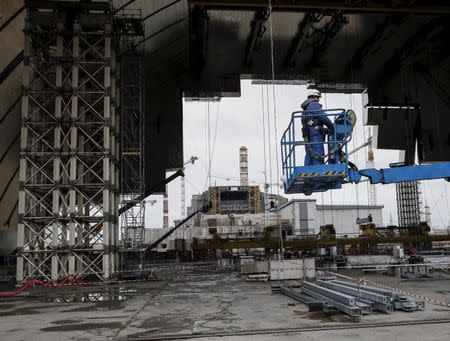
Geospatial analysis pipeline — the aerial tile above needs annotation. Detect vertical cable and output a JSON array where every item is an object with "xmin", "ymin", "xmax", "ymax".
[
  {"xmin": 265, "ymin": 84, "xmax": 273, "ymax": 194},
  {"xmin": 267, "ymin": 0, "xmax": 284, "ymax": 264},
  {"xmin": 261, "ymin": 85, "xmax": 269, "ymax": 227}
]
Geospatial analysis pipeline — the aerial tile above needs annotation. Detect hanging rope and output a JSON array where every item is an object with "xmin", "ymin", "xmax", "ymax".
[
  {"xmin": 360, "ymin": 100, "xmax": 372, "ymax": 216},
  {"xmin": 207, "ymin": 101, "xmax": 212, "ymax": 189},
  {"xmin": 424, "ymin": 182, "xmax": 445, "ymax": 227},
  {"xmin": 209, "ymin": 101, "xmax": 221, "ymax": 183},
  {"xmin": 261, "ymin": 85, "xmax": 269, "ymax": 227},
  {"xmin": 349, "ymin": 93, "xmax": 361, "ymax": 219},
  {"xmin": 265, "ymin": 83, "xmax": 273, "ymax": 194},
  {"xmin": 320, "ymin": 192, "xmax": 326, "ymax": 227},
  {"xmin": 266, "ymin": 0, "xmax": 285, "ymax": 267},
  {"xmin": 261, "ymin": 85, "xmax": 269, "ymax": 186},
  {"xmin": 445, "ymin": 184, "xmax": 450, "ymax": 228}
]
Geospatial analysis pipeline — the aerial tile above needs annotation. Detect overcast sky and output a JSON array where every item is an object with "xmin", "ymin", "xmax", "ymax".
[{"xmin": 144, "ymin": 80, "xmax": 450, "ymax": 230}]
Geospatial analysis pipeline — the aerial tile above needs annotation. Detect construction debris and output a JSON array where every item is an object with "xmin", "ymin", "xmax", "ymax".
[
  {"xmin": 275, "ymin": 279, "xmax": 425, "ymax": 317},
  {"xmin": 246, "ymin": 274, "xmax": 269, "ymax": 282}
]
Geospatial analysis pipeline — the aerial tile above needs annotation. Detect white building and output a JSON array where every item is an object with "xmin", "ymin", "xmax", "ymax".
[
  {"xmin": 279, "ymin": 200, "xmax": 383, "ymax": 236},
  {"xmin": 316, "ymin": 204, "xmax": 383, "ymax": 235},
  {"xmin": 144, "ymin": 200, "xmax": 384, "ymax": 250},
  {"xmin": 279, "ymin": 199, "xmax": 317, "ymax": 236}
]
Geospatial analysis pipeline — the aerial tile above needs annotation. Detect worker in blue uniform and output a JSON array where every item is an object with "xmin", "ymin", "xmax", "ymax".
[{"xmin": 301, "ymin": 89, "xmax": 334, "ymax": 166}]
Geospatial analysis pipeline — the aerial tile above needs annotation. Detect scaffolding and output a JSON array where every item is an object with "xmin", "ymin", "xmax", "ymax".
[
  {"xmin": 17, "ymin": 3, "xmax": 119, "ymax": 282},
  {"xmin": 118, "ymin": 8, "xmax": 145, "ymax": 251},
  {"xmin": 396, "ymin": 181, "xmax": 421, "ymax": 227}
]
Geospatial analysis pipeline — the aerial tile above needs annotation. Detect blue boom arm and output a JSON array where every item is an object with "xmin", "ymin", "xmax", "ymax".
[{"xmin": 349, "ymin": 163, "xmax": 450, "ymax": 185}]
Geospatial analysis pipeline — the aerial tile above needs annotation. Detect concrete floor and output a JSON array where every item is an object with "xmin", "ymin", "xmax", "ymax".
[{"xmin": 1, "ymin": 270, "xmax": 450, "ymax": 340}]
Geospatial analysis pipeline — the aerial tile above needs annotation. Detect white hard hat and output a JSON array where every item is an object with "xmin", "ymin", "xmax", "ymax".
[{"xmin": 307, "ymin": 89, "xmax": 321, "ymax": 98}]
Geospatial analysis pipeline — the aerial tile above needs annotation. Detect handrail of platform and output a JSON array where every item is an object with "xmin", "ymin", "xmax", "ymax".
[{"xmin": 280, "ymin": 108, "xmax": 351, "ymax": 187}]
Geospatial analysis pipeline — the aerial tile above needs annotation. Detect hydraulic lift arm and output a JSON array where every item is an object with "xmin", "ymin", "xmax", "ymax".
[{"xmin": 349, "ymin": 163, "xmax": 450, "ymax": 185}]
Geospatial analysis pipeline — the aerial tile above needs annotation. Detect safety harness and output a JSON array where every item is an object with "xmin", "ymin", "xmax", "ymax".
[{"xmin": 301, "ymin": 117, "xmax": 326, "ymax": 162}]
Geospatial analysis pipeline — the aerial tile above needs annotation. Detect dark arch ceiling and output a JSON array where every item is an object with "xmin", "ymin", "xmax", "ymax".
[{"xmin": 1, "ymin": 0, "xmax": 449, "ymax": 252}]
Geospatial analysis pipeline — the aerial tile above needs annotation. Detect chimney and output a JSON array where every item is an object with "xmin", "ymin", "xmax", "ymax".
[
  {"xmin": 163, "ymin": 185, "xmax": 169, "ymax": 228},
  {"xmin": 239, "ymin": 146, "xmax": 248, "ymax": 187}
]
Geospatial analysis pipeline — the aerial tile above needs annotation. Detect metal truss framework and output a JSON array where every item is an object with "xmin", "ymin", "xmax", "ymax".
[
  {"xmin": 117, "ymin": 9, "xmax": 145, "ymax": 252},
  {"xmin": 396, "ymin": 181, "xmax": 421, "ymax": 227},
  {"xmin": 17, "ymin": 6, "xmax": 119, "ymax": 283}
]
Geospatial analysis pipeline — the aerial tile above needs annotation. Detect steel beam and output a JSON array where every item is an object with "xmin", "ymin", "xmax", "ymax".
[
  {"xmin": 244, "ymin": 8, "xmax": 269, "ymax": 66},
  {"xmin": 376, "ymin": 18, "xmax": 447, "ymax": 86},
  {"xmin": 0, "ymin": 166, "xmax": 19, "ymax": 202},
  {"xmin": 189, "ymin": 5, "xmax": 208, "ymax": 71},
  {"xmin": 332, "ymin": 280, "xmax": 400, "ymax": 299},
  {"xmin": 415, "ymin": 63, "xmax": 450, "ymax": 109},
  {"xmin": 135, "ymin": 17, "xmax": 186, "ymax": 48},
  {"xmin": 0, "ymin": 133, "xmax": 19, "ymax": 166},
  {"xmin": 302, "ymin": 281, "xmax": 357, "ymax": 306},
  {"xmin": 24, "ymin": 0, "xmax": 110, "ymax": 11},
  {"xmin": 302, "ymin": 287, "xmax": 361, "ymax": 316},
  {"xmin": 280, "ymin": 287, "xmax": 326, "ymax": 311},
  {"xmin": 285, "ymin": 13, "xmax": 316, "ymax": 67},
  {"xmin": 188, "ymin": 0, "xmax": 450, "ymax": 15},
  {"xmin": 4, "ymin": 200, "xmax": 18, "ymax": 227},
  {"xmin": 141, "ymin": 0, "xmax": 183, "ymax": 22},
  {"xmin": 358, "ymin": 298, "xmax": 394, "ymax": 313},
  {"xmin": 146, "ymin": 209, "xmax": 201, "ymax": 251},
  {"xmin": 307, "ymin": 11, "xmax": 347, "ymax": 68},
  {"xmin": 317, "ymin": 280, "xmax": 391, "ymax": 304},
  {"xmin": 0, "ymin": 51, "xmax": 24, "ymax": 86},
  {"xmin": 0, "ymin": 95, "xmax": 21, "ymax": 127},
  {"xmin": 0, "ymin": 5, "xmax": 25, "ymax": 34},
  {"xmin": 349, "ymin": 15, "xmax": 408, "ymax": 71},
  {"xmin": 113, "ymin": 0, "xmax": 138, "ymax": 14},
  {"xmin": 191, "ymin": 233, "xmax": 450, "ymax": 250},
  {"xmin": 355, "ymin": 300, "xmax": 372, "ymax": 314}
]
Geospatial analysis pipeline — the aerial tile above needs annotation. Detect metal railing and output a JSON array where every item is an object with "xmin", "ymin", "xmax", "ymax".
[{"xmin": 280, "ymin": 108, "xmax": 352, "ymax": 187}]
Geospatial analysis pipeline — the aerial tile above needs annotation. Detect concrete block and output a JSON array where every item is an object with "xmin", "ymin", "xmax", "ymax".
[
  {"xmin": 269, "ymin": 259, "xmax": 315, "ymax": 280},
  {"xmin": 241, "ymin": 261, "xmax": 269, "ymax": 274}
]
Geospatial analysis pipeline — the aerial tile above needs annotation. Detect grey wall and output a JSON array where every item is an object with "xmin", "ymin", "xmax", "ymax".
[{"xmin": 0, "ymin": 0, "xmax": 24, "ymax": 253}]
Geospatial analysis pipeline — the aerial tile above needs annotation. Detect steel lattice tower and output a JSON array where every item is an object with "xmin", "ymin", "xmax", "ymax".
[
  {"xmin": 17, "ymin": 3, "xmax": 119, "ymax": 282},
  {"xmin": 396, "ymin": 181, "xmax": 421, "ymax": 227},
  {"xmin": 119, "ymin": 8, "xmax": 145, "ymax": 250}
]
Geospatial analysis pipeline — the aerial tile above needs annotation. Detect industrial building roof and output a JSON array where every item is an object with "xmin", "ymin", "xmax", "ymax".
[{"xmin": 317, "ymin": 204, "xmax": 384, "ymax": 210}]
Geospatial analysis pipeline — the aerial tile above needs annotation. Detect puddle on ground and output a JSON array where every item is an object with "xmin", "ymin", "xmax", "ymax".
[
  {"xmin": 0, "ymin": 307, "xmax": 40, "ymax": 316},
  {"xmin": 52, "ymin": 319, "xmax": 80, "ymax": 325},
  {"xmin": 41, "ymin": 322, "xmax": 122, "ymax": 332},
  {"xmin": 0, "ymin": 303, "xmax": 16, "ymax": 310},
  {"xmin": 139, "ymin": 314, "xmax": 192, "ymax": 334},
  {"xmin": 294, "ymin": 310, "xmax": 361, "ymax": 323},
  {"xmin": 187, "ymin": 281, "xmax": 217, "ymax": 287},
  {"xmin": 64, "ymin": 300, "xmax": 126, "ymax": 312},
  {"xmin": 41, "ymin": 288, "xmax": 137, "ymax": 303}
]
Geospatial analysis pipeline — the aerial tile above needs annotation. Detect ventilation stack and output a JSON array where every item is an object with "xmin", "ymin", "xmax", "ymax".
[
  {"xmin": 240, "ymin": 146, "xmax": 248, "ymax": 187},
  {"xmin": 163, "ymin": 186, "xmax": 169, "ymax": 228}
]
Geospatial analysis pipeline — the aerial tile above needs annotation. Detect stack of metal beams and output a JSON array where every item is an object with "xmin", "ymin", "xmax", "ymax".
[{"xmin": 277, "ymin": 280, "xmax": 425, "ymax": 316}]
